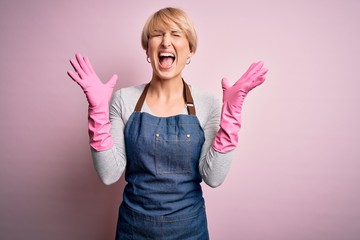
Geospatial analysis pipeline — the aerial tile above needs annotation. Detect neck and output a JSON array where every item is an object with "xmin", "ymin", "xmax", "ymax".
[{"xmin": 148, "ymin": 75, "xmax": 184, "ymax": 102}]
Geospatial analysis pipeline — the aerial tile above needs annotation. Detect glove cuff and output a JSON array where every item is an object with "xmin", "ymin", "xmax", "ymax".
[
  {"xmin": 88, "ymin": 108, "xmax": 113, "ymax": 151},
  {"xmin": 212, "ymin": 128, "xmax": 238, "ymax": 153},
  {"xmin": 212, "ymin": 101, "xmax": 243, "ymax": 153}
]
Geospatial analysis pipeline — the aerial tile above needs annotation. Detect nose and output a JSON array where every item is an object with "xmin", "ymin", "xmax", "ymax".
[{"xmin": 161, "ymin": 35, "xmax": 171, "ymax": 47}]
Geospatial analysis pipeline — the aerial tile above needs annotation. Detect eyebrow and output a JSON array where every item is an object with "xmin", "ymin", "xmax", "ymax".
[
  {"xmin": 169, "ymin": 27, "xmax": 182, "ymax": 32},
  {"xmin": 171, "ymin": 29, "xmax": 182, "ymax": 34},
  {"xmin": 152, "ymin": 28, "xmax": 182, "ymax": 33}
]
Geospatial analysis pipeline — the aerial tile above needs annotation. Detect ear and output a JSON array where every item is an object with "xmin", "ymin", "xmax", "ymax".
[{"xmin": 187, "ymin": 51, "xmax": 194, "ymax": 59}]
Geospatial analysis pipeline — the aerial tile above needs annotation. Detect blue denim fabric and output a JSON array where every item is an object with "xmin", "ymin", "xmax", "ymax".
[
  {"xmin": 116, "ymin": 201, "xmax": 208, "ymax": 239},
  {"xmin": 116, "ymin": 112, "xmax": 208, "ymax": 239}
]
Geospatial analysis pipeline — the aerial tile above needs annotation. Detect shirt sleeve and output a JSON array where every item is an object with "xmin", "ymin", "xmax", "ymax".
[
  {"xmin": 90, "ymin": 90, "xmax": 127, "ymax": 185},
  {"xmin": 89, "ymin": 84, "xmax": 233, "ymax": 187},
  {"xmin": 196, "ymin": 90, "xmax": 234, "ymax": 188}
]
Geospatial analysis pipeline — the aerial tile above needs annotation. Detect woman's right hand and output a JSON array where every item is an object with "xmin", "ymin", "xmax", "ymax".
[
  {"xmin": 67, "ymin": 53, "xmax": 117, "ymax": 151},
  {"xmin": 67, "ymin": 53, "xmax": 118, "ymax": 109}
]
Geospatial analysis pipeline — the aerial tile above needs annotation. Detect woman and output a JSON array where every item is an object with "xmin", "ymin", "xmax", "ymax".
[{"xmin": 67, "ymin": 7, "xmax": 267, "ymax": 240}]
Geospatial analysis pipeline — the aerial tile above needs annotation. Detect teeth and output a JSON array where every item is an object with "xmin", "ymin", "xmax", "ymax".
[{"xmin": 159, "ymin": 53, "xmax": 175, "ymax": 57}]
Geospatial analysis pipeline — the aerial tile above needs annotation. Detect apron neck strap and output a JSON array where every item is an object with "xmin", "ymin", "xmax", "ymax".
[
  {"xmin": 183, "ymin": 79, "xmax": 196, "ymax": 115},
  {"xmin": 134, "ymin": 83, "xmax": 149, "ymax": 112},
  {"xmin": 134, "ymin": 79, "xmax": 196, "ymax": 116}
]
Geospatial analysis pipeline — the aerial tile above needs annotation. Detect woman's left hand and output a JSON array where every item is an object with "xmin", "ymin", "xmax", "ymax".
[
  {"xmin": 221, "ymin": 61, "xmax": 268, "ymax": 112},
  {"xmin": 212, "ymin": 61, "xmax": 268, "ymax": 153}
]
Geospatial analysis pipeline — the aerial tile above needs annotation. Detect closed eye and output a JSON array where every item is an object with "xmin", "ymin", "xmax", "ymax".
[
  {"xmin": 171, "ymin": 30, "xmax": 183, "ymax": 37},
  {"xmin": 150, "ymin": 30, "xmax": 164, "ymax": 38}
]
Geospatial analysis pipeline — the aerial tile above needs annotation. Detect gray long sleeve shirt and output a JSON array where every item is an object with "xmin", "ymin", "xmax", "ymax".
[{"xmin": 91, "ymin": 84, "xmax": 233, "ymax": 187}]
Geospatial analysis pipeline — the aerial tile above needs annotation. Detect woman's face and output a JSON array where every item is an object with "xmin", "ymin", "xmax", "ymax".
[{"xmin": 147, "ymin": 22, "xmax": 193, "ymax": 81}]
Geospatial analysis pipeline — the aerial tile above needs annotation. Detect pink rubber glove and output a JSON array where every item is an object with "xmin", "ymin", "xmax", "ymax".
[
  {"xmin": 67, "ymin": 53, "xmax": 118, "ymax": 151},
  {"xmin": 212, "ymin": 61, "xmax": 268, "ymax": 153}
]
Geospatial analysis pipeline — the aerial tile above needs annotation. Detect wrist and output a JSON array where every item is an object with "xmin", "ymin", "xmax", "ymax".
[
  {"xmin": 88, "ymin": 114, "xmax": 113, "ymax": 151},
  {"xmin": 212, "ymin": 128, "xmax": 238, "ymax": 153},
  {"xmin": 88, "ymin": 105, "xmax": 112, "ymax": 151}
]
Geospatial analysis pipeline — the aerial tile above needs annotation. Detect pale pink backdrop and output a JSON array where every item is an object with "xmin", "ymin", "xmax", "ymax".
[{"xmin": 1, "ymin": 0, "xmax": 359, "ymax": 239}]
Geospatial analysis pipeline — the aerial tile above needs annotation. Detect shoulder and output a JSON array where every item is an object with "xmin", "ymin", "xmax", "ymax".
[
  {"xmin": 190, "ymin": 86, "xmax": 221, "ymax": 126},
  {"xmin": 110, "ymin": 84, "xmax": 147, "ymax": 122},
  {"xmin": 191, "ymin": 86, "xmax": 221, "ymax": 111},
  {"xmin": 113, "ymin": 84, "xmax": 146, "ymax": 101},
  {"xmin": 112, "ymin": 83, "xmax": 146, "ymax": 109},
  {"xmin": 191, "ymin": 86, "xmax": 218, "ymax": 103}
]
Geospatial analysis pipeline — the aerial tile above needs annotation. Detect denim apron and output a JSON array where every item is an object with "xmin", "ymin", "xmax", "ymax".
[{"xmin": 115, "ymin": 81, "xmax": 209, "ymax": 239}]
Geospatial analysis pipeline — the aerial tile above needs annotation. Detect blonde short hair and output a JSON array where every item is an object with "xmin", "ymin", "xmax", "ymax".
[{"xmin": 141, "ymin": 7, "xmax": 198, "ymax": 53}]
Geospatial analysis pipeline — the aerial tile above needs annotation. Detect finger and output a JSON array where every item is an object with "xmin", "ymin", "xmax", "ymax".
[
  {"xmin": 241, "ymin": 62, "xmax": 257, "ymax": 79},
  {"xmin": 254, "ymin": 66, "xmax": 267, "ymax": 78},
  {"xmin": 69, "ymin": 58, "xmax": 85, "ymax": 78},
  {"xmin": 236, "ymin": 61, "xmax": 262, "ymax": 87},
  {"xmin": 75, "ymin": 53, "xmax": 90, "ymax": 75},
  {"xmin": 67, "ymin": 70, "xmax": 79, "ymax": 81},
  {"xmin": 221, "ymin": 77, "xmax": 232, "ymax": 90},
  {"xmin": 84, "ymin": 56, "xmax": 95, "ymax": 74},
  {"xmin": 245, "ymin": 60, "xmax": 264, "ymax": 74},
  {"xmin": 67, "ymin": 70, "xmax": 85, "ymax": 88},
  {"xmin": 259, "ymin": 68, "xmax": 268, "ymax": 76},
  {"xmin": 106, "ymin": 74, "xmax": 118, "ymax": 88},
  {"xmin": 253, "ymin": 76, "xmax": 266, "ymax": 88},
  {"xmin": 248, "ymin": 61, "xmax": 264, "ymax": 77}
]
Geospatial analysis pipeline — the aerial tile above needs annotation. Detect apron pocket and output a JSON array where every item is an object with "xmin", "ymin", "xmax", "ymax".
[{"xmin": 155, "ymin": 132, "xmax": 192, "ymax": 174}]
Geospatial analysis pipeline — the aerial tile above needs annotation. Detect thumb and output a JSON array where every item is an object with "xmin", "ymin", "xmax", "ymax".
[
  {"xmin": 221, "ymin": 77, "xmax": 232, "ymax": 90},
  {"xmin": 106, "ymin": 74, "xmax": 118, "ymax": 88}
]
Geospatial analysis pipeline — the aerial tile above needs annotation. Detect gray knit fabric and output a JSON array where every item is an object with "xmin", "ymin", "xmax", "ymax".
[{"xmin": 91, "ymin": 84, "xmax": 233, "ymax": 187}]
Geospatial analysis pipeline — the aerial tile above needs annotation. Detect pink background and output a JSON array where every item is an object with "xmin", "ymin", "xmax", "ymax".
[{"xmin": 1, "ymin": 0, "xmax": 360, "ymax": 239}]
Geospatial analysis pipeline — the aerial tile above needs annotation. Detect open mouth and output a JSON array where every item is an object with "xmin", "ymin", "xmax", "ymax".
[{"xmin": 159, "ymin": 52, "xmax": 175, "ymax": 69}]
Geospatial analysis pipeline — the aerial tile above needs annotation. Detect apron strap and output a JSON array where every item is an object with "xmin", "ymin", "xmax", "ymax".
[
  {"xmin": 134, "ymin": 79, "xmax": 196, "ymax": 116},
  {"xmin": 183, "ymin": 80, "xmax": 196, "ymax": 116},
  {"xmin": 134, "ymin": 83, "xmax": 149, "ymax": 112}
]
